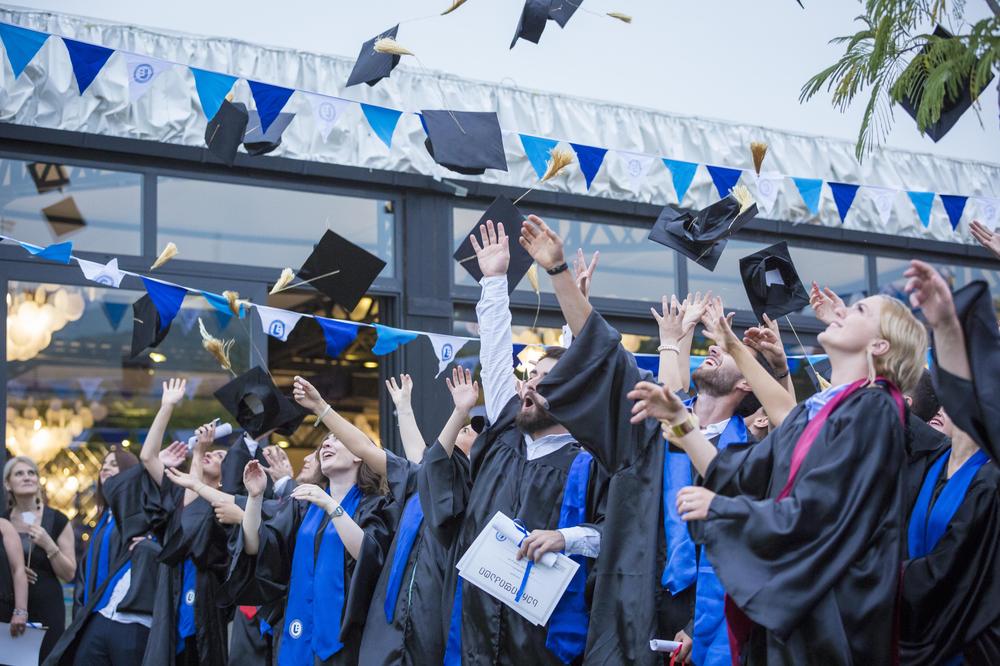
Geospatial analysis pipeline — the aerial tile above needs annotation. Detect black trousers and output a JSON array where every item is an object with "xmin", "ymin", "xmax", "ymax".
[{"xmin": 71, "ymin": 614, "xmax": 149, "ymax": 666}]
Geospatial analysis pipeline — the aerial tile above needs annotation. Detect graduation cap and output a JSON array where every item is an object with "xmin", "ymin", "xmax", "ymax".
[
  {"xmin": 346, "ymin": 25, "xmax": 401, "ymax": 88},
  {"xmin": 243, "ymin": 110, "xmax": 295, "ymax": 156},
  {"xmin": 297, "ymin": 230, "xmax": 387, "ymax": 311},
  {"xmin": 511, "ymin": 0, "xmax": 551, "ymax": 48},
  {"xmin": 26, "ymin": 162, "xmax": 70, "ymax": 194},
  {"xmin": 738, "ymin": 241, "xmax": 810, "ymax": 321},
  {"xmin": 898, "ymin": 25, "xmax": 995, "ymax": 142},
  {"xmin": 453, "ymin": 197, "xmax": 534, "ymax": 293},
  {"xmin": 470, "ymin": 415, "xmax": 486, "ymax": 434},
  {"xmin": 421, "ymin": 110, "xmax": 508, "ymax": 175},
  {"xmin": 648, "ymin": 190, "xmax": 758, "ymax": 271},
  {"xmin": 129, "ymin": 294, "xmax": 170, "ymax": 360},
  {"xmin": 548, "ymin": 0, "xmax": 582, "ymax": 27},
  {"xmin": 214, "ymin": 366, "xmax": 308, "ymax": 439},
  {"xmin": 41, "ymin": 196, "xmax": 86, "ymax": 237},
  {"xmin": 204, "ymin": 100, "xmax": 249, "ymax": 166}
]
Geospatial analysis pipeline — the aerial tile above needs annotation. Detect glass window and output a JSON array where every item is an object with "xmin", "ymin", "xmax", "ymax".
[
  {"xmin": 0, "ymin": 158, "xmax": 142, "ymax": 254},
  {"xmin": 686, "ymin": 240, "xmax": 771, "ymax": 311},
  {"xmin": 878, "ymin": 256, "xmax": 1000, "ymax": 316},
  {"xmin": 157, "ymin": 177, "xmax": 395, "ymax": 276},
  {"xmin": 453, "ymin": 208, "xmax": 674, "ymax": 302}
]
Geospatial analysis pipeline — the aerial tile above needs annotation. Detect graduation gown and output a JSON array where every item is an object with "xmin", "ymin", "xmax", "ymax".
[
  {"xmin": 903, "ymin": 415, "xmax": 950, "ymax": 521},
  {"xmin": 72, "ymin": 508, "xmax": 125, "ymax": 618},
  {"xmin": 221, "ymin": 432, "xmax": 275, "ymax": 497}
]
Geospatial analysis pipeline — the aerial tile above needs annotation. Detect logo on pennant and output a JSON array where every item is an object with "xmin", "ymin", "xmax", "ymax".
[
  {"xmin": 319, "ymin": 102, "xmax": 337, "ymax": 121},
  {"xmin": 133, "ymin": 63, "xmax": 154, "ymax": 83},
  {"xmin": 269, "ymin": 321, "xmax": 286, "ymax": 338},
  {"xmin": 441, "ymin": 343, "xmax": 454, "ymax": 361}
]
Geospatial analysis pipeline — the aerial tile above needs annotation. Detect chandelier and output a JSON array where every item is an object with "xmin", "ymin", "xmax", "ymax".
[
  {"xmin": 6, "ymin": 285, "xmax": 86, "ymax": 362},
  {"xmin": 5, "ymin": 398, "xmax": 103, "ymax": 464}
]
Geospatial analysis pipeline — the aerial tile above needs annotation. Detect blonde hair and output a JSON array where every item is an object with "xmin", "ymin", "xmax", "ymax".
[
  {"xmin": 873, "ymin": 296, "xmax": 928, "ymax": 394},
  {"xmin": 3, "ymin": 455, "xmax": 45, "ymax": 511}
]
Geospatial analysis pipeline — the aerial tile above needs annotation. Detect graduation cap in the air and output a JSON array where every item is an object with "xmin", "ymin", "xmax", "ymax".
[
  {"xmin": 738, "ymin": 241, "xmax": 810, "ymax": 321},
  {"xmin": 548, "ymin": 0, "xmax": 582, "ymax": 27},
  {"xmin": 347, "ymin": 25, "xmax": 401, "ymax": 88},
  {"xmin": 297, "ymin": 229, "xmax": 387, "ymax": 311},
  {"xmin": 41, "ymin": 196, "xmax": 86, "ymax": 237},
  {"xmin": 898, "ymin": 25, "xmax": 995, "ymax": 142},
  {"xmin": 511, "ymin": 0, "xmax": 551, "ymax": 48},
  {"xmin": 453, "ymin": 197, "xmax": 533, "ymax": 293},
  {"xmin": 243, "ymin": 111, "xmax": 295, "ymax": 156},
  {"xmin": 648, "ymin": 190, "xmax": 759, "ymax": 271},
  {"xmin": 421, "ymin": 110, "xmax": 508, "ymax": 175},
  {"xmin": 204, "ymin": 100, "xmax": 250, "ymax": 166},
  {"xmin": 214, "ymin": 366, "xmax": 308, "ymax": 439},
  {"xmin": 26, "ymin": 162, "xmax": 70, "ymax": 194},
  {"xmin": 129, "ymin": 294, "xmax": 170, "ymax": 360}
]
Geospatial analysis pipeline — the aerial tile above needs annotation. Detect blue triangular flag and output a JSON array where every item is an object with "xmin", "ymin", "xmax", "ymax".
[
  {"xmin": 939, "ymin": 194, "xmax": 968, "ymax": 230},
  {"xmin": 140, "ymin": 276, "xmax": 187, "ymax": 332},
  {"xmin": 706, "ymin": 165, "xmax": 743, "ymax": 199},
  {"xmin": 62, "ymin": 38, "xmax": 114, "ymax": 95},
  {"xmin": 247, "ymin": 80, "xmax": 295, "ymax": 134},
  {"xmin": 0, "ymin": 23, "xmax": 49, "ymax": 78},
  {"xmin": 829, "ymin": 182, "xmax": 860, "ymax": 223},
  {"xmin": 190, "ymin": 67, "xmax": 238, "ymax": 120},
  {"xmin": 907, "ymin": 191, "xmax": 936, "ymax": 228},
  {"xmin": 662, "ymin": 159, "xmax": 698, "ymax": 203},
  {"xmin": 213, "ymin": 309, "xmax": 232, "ymax": 331},
  {"xmin": 372, "ymin": 324, "xmax": 420, "ymax": 355},
  {"xmin": 568, "ymin": 143, "xmax": 608, "ymax": 191},
  {"xmin": 101, "ymin": 301, "xmax": 128, "ymax": 331},
  {"xmin": 361, "ymin": 103, "xmax": 403, "ymax": 149},
  {"xmin": 316, "ymin": 317, "xmax": 360, "ymax": 358},
  {"xmin": 200, "ymin": 290, "xmax": 245, "ymax": 319},
  {"xmin": 519, "ymin": 134, "xmax": 559, "ymax": 180},
  {"xmin": 792, "ymin": 177, "xmax": 823, "ymax": 215},
  {"xmin": 20, "ymin": 240, "xmax": 72, "ymax": 264}
]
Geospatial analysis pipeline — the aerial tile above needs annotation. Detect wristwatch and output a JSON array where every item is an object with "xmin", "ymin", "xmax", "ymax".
[
  {"xmin": 663, "ymin": 412, "xmax": 699, "ymax": 440},
  {"xmin": 330, "ymin": 504, "xmax": 344, "ymax": 518}
]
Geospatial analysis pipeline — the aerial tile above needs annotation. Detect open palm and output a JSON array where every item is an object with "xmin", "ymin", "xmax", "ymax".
[{"xmin": 471, "ymin": 219, "xmax": 510, "ymax": 278}]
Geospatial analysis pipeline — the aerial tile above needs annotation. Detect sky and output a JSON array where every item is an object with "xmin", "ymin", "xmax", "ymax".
[{"xmin": 15, "ymin": 0, "xmax": 1000, "ymax": 164}]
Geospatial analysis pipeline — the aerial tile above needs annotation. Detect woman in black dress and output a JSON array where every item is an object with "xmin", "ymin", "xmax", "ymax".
[
  {"xmin": 4, "ymin": 455, "xmax": 76, "ymax": 661},
  {"xmin": 0, "ymin": 517, "xmax": 29, "ymax": 636}
]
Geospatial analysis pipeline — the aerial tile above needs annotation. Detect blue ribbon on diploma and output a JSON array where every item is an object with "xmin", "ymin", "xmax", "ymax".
[{"xmin": 512, "ymin": 519, "xmax": 534, "ymax": 603}]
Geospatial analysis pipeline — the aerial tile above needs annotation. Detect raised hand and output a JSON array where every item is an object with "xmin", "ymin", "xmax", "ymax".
[
  {"xmin": 651, "ymin": 295, "xmax": 689, "ymax": 345},
  {"xmin": 470, "ymin": 219, "xmax": 510, "ymax": 279},
  {"xmin": 572, "ymin": 248, "xmax": 600, "ymax": 299},
  {"xmin": 446, "ymin": 366, "xmax": 480, "ymax": 414},
  {"xmin": 243, "ymin": 460, "xmax": 267, "ymax": 498},
  {"xmin": 519, "ymin": 215, "xmax": 566, "ymax": 271},
  {"xmin": 193, "ymin": 421, "xmax": 217, "ymax": 457},
  {"xmin": 158, "ymin": 441, "xmax": 188, "ymax": 469},
  {"xmin": 681, "ymin": 291, "xmax": 711, "ymax": 335},
  {"xmin": 809, "ymin": 282, "xmax": 845, "ymax": 325},
  {"xmin": 904, "ymin": 260, "xmax": 958, "ymax": 329},
  {"xmin": 292, "ymin": 376, "xmax": 326, "ymax": 415},
  {"xmin": 970, "ymin": 220, "xmax": 1000, "ymax": 261},
  {"xmin": 164, "ymin": 466, "xmax": 198, "ymax": 490},
  {"xmin": 262, "ymin": 446, "xmax": 293, "ymax": 481},
  {"xmin": 743, "ymin": 314, "xmax": 788, "ymax": 372},
  {"xmin": 385, "ymin": 375, "xmax": 414, "ymax": 412},
  {"xmin": 290, "ymin": 484, "xmax": 335, "ymax": 514},
  {"xmin": 701, "ymin": 297, "xmax": 739, "ymax": 354},
  {"xmin": 628, "ymin": 381, "xmax": 688, "ymax": 425},
  {"xmin": 161, "ymin": 378, "xmax": 187, "ymax": 407}
]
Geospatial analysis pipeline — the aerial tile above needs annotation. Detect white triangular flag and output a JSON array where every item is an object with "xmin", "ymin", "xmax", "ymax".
[
  {"xmin": 753, "ymin": 173, "xmax": 784, "ymax": 216},
  {"xmin": 76, "ymin": 257, "xmax": 125, "ymax": 288},
  {"xmin": 615, "ymin": 151, "xmax": 654, "ymax": 192},
  {"xmin": 255, "ymin": 305, "xmax": 304, "ymax": 342},
  {"xmin": 123, "ymin": 53, "xmax": 173, "ymax": 102},
  {"xmin": 865, "ymin": 186, "xmax": 897, "ymax": 226},
  {"xmin": 77, "ymin": 377, "xmax": 105, "ymax": 402},
  {"xmin": 184, "ymin": 376, "xmax": 203, "ymax": 399},
  {"xmin": 973, "ymin": 196, "xmax": 1000, "ymax": 228},
  {"xmin": 426, "ymin": 334, "xmax": 470, "ymax": 377},
  {"xmin": 303, "ymin": 93, "xmax": 352, "ymax": 142}
]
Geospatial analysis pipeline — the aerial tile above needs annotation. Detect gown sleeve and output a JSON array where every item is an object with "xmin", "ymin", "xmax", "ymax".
[
  {"xmin": 384, "ymin": 450, "xmax": 419, "ymax": 505},
  {"xmin": 700, "ymin": 424, "xmax": 782, "ymax": 499},
  {"xmin": 223, "ymin": 497, "xmax": 302, "ymax": 608},
  {"xmin": 416, "ymin": 441, "xmax": 472, "ymax": 547},
  {"xmin": 342, "ymin": 493, "xmax": 399, "ymax": 639},
  {"xmin": 102, "ymin": 464, "xmax": 167, "ymax": 541}
]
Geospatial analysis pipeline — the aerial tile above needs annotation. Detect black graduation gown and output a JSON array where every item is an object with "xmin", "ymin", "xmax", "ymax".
[
  {"xmin": 901, "ymin": 456, "xmax": 1000, "ymax": 665},
  {"xmin": 903, "ymin": 415, "xmax": 950, "ymax": 521},
  {"xmin": 72, "ymin": 508, "xmax": 125, "ymax": 619},
  {"xmin": 422, "ymin": 394, "xmax": 606, "ymax": 666},
  {"xmin": 221, "ymin": 432, "xmax": 275, "ymax": 497},
  {"xmin": 692, "ymin": 388, "xmax": 907, "ymax": 665},
  {"xmin": 536, "ymin": 311, "xmax": 697, "ymax": 665}
]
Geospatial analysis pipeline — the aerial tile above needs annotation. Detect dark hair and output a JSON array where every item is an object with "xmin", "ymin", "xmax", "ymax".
[
  {"xmin": 907, "ymin": 369, "xmax": 940, "ymax": 423},
  {"xmin": 357, "ymin": 460, "xmax": 387, "ymax": 496},
  {"xmin": 96, "ymin": 447, "xmax": 139, "ymax": 516},
  {"xmin": 539, "ymin": 346, "xmax": 567, "ymax": 363}
]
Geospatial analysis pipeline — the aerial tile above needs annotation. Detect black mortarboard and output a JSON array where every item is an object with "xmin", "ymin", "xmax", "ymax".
[
  {"xmin": 205, "ymin": 100, "xmax": 249, "ymax": 166},
  {"xmin": 42, "ymin": 196, "xmax": 86, "ymax": 236},
  {"xmin": 470, "ymin": 415, "xmax": 486, "ymax": 434},
  {"xmin": 243, "ymin": 110, "xmax": 295, "ymax": 156},
  {"xmin": 421, "ymin": 110, "xmax": 508, "ymax": 175},
  {"xmin": 346, "ymin": 25, "xmax": 401, "ymax": 88},
  {"xmin": 130, "ymin": 295, "xmax": 170, "ymax": 359},
  {"xmin": 548, "ymin": 0, "xmax": 582, "ymax": 27},
  {"xmin": 648, "ymin": 194, "xmax": 759, "ymax": 271},
  {"xmin": 738, "ymin": 241, "xmax": 810, "ymax": 321},
  {"xmin": 27, "ymin": 162, "xmax": 70, "ymax": 194},
  {"xmin": 453, "ymin": 196, "xmax": 533, "ymax": 293},
  {"xmin": 214, "ymin": 366, "xmax": 306, "ymax": 439},
  {"xmin": 511, "ymin": 0, "xmax": 551, "ymax": 49},
  {"xmin": 297, "ymin": 229, "xmax": 387, "ymax": 311}
]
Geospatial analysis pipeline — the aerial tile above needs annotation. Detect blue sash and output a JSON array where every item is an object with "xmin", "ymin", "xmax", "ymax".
[
  {"xmin": 280, "ymin": 485, "xmax": 362, "ymax": 666},
  {"xmin": 176, "ymin": 558, "xmax": 197, "ymax": 653},
  {"xmin": 84, "ymin": 510, "xmax": 114, "ymax": 605},
  {"xmin": 908, "ymin": 449, "xmax": 989, "ymax": 558},
  {"xmin": 384, "ymin": 493, "xmax": 424, "ymax": 623},
  {"xmin": 443, "ymin": 581, "xmax": 463, "ymax": 665},
  {"xmin": 545, "ymin": 450, "xmax": 593, "ymax": 664}
]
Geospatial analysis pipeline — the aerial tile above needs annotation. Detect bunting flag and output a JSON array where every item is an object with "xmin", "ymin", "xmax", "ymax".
[
  {"xmin": 62, "ymin": 38, "xmax": 114, "ymax": 95},
  {"xmin": 77, "ymin": 377, "xmax": 105, "ymax": 402},
  {"xmin": 939, "ymin": 194, "xmax": 968, "ymax": 231},
  {"xmin": 615, "ymin": 151, "xmax": 655, "ymax": 191},
  {"xmin": 254, "ymin": 304, "xmax": 304, "ymax": 342},
  {"xmin": 19, "ymin": 240, "xmax": 72, "ymax": 263},
  {"xmin": 426, "ymin": 333, "xmax": 470, "ymax": 377},
  {"xmin": 706, "ymin": 165, "xmax": 742, "ymax": 199},
  {"xmin": 361, "ymin": 103, "xmax": 403, "ymax": 149},
  {"xmin": 190, "ymin": 67, "xmax": 238, "ymax": 120},
  {"xmin": 907, "ymin": 191, "xmax": 935, "ymax": 228},
  {"xmin": 122, "ymin": 52, "xmax": 172, "ymax": 102},
  {"xmin": 100, "ymin": 301, "xmax": 128, "ymax": 331},
  {"xmin": 176, "ymin": 307, "xmax": 200, "ymax": 334},
  {"xmin": 76, "ymin": 257, "xmax": 125, "ymax": 287},
  {"xmin": 792, "ymin": 177, "xmax": 823, "ymax": 215},
  {"xmin": 372, "ymin": 324, "xmax": 420, "ymax": 355},
  {"xmin": 828, "ymin": 182, "xmax": 860, "ymax": 223},
  {"xmin": 865, "ymin": 186, "xmax": 897, "ymax": 226},
  {"xmin": 303, "ymin": 93, "xmax": 351, "ymax": 142},
  {"xmin": 519, "ymin": 134, "xmax": 560, "ymax": 180},
  {"xmin": 139, "ymin": 276, "xmax": 187, "ymax": 331},
  {"xmin": 569, "ymin": 143, "xmax": 608, "ymax": 191},
  {"xmin": 316, "ymin": 317, "xmax": 360, "ymax": 358},
  {"xmin": 247, "ymin": 80, "xmax": 295, "ymax": 134},
  {"xmin": 200, "ymin": 290, "xmax": 246, "ymax": 319},
  {"xmin": 0, "ymin": 22, "xmax": 49, "ymax": 77},
  {"xmin": 662, "ymin": 159, "xmax": 698, "ymax": 203},
  {"xmin": 212, "ymin": 308, "xmax": 232, "ymax": 332},
  {"xmin": 973, "ymin": 196, "xmax": 999, "ymax": 227},
  {"xmin": 753, "ymin": 173, "xmax": 783, "ymax": 216},
  {"xmin": 183, "ymin": 376, "xmax": 203, "ymax": 399}
]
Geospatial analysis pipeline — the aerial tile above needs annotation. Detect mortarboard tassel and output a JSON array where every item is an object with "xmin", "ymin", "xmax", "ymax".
[
  {"xmin": 374, "ymin": 37, "xmax": 414, "ymax": 57},
  {"xmin": 270, "ymin": 268, "xmax": 295, "ymax": 295},
  {"xmin": 750, "ymin": 141, "xmax": 768, "ymax": 175},
  {"xmin": 514, "ymin": 147, "xmax": 575, "ymax": 205},
  {"xmin": 730, "ymin": 184, "xmax": 756, "ymax": 215},
  {"xmin": 442, "ymin": 0, "xmax": 467, "ymax": 14},
  {"xmin": 198, "ymin": 317, "xmax": 236, "ymax": 376},
  {"xmin": 606, "ymin": 12, "xmax": 632, "ymax": 23},
  {"xmin": 223, "ymin": 290, "xmax": 243, "ymax": 317},
  {"xmin": 150, "ymin": 242, "xmax": 178, "ymax": 270}
]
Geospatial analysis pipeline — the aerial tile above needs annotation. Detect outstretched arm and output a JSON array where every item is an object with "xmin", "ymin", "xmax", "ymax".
[
  {"xmin": 140, "ymin": 378, "xmax": 187, "ymax": 486},
  {"xmin": 970, "ymin": 220, "xmax": 1000, "ymax": 262},
  {"xmin": 519, "ymin": 215, "xmax": 592, "ymax": 335},
  {"xmin": 240, "ymin": 461, "xmax": 267, "ymax": 555},
  {"xmin": 165, "ymin": 467, "xmax": 235, "ymax": 506},
  {"xmin": 905, "ymin": 260, "xmax": 970, "ymax": 381},
  {"xmin": 743, "ymin": 314, "xmax": 796, "ymax": 400},
  {"xmin": 628, "ymin": 381, "xmax": 718, "ymax": 476},
  {"xmin": 652, "ymin": 295, "xmax": 695, "ymax": 393},
  {"xmin": 438, "ymin": 367, "xmax": 480, "ymax": 457},
  {"xmin": 385, "ymin": 375, "xmax": 427, "ymax": 463}
]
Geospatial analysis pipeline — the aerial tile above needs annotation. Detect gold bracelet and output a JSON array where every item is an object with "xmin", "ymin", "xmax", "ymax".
[{"xmin": 661, "ymin": 412, "xmax": 699, "ymax": 440}]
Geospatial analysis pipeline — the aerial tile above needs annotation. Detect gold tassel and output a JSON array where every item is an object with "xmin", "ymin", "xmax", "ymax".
[
  {"xmin": 150, "ymin": 242, "xmax": 177, "ymax": 270},
  {"xmin": 374, "ymin": 37, "xmax": 414, "ymax": 56},
  {"xmin": 198, "ymin": 318, "xmax": 235, "ymax": 375},
  {"xmin": 542, "ymin": 147, "xmax": 574, "ymax": 182},
  {"xmin": 270, "ymin": 268, "xmax": 295, "ymax": 295},
  {"xmin": 750, "ymin": 141, "xmax": 768, "ymax": 175},
  {"xmin": 607, "ymin": 12, "xmax": 632, "ymax": 23},
  {"xmin": 730, "ymin": 184, "xmax": 755, "ymax": 214},
  {"xmin": 223, "ymin": 290, "xmax": 243, "ymax": 317},
  {"xmin": 441, "ymin": 0, "xmax": 467, "ymax": 15}
]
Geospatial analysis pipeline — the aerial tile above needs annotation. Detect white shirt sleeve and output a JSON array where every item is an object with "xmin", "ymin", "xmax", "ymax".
[
  {"xmin": 273, "ymin": 476, "xmax": 291, "ymax": 496},
  {"xmin": 476, "ymin": 275, "xmax": 517, "ymax": 423},
  {"xmin": 557, "ymin": 525, "xmax": 601, "ymax": 559}
]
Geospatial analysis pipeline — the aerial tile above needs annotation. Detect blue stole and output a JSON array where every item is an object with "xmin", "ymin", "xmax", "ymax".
[
  {"xmin": 384, "ymin": 493, "xmax": 424, "ymax": 623},
  {"xmin": 280, "ymin": 485, "xmax": 362, "ymax": 666},
  {"xmin": 908, "ymin": 449, "xmax": 989, "ymax": 558},
  {"xmin": 442, "ymin": 582, "xmax": 463, "ymax": 665},
  {"xmin": 84, "ymin": 510, "xmax": 114, "ymax": 605},
  {"xmin": 176, "ymin": 558, "xmax": 197, "ymax": 653}
]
